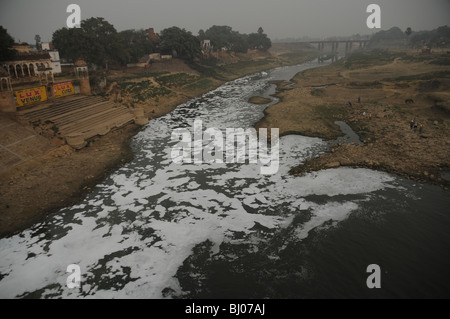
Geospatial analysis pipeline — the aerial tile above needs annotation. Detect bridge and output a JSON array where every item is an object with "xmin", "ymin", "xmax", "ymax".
[{"xmin": 304, "ymin": 40, "xmax": 370, "ymax": 63}]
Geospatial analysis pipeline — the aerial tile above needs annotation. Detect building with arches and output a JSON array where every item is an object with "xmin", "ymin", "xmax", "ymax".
[{"xmin": 1, "ymin": 46, "xmax": 53, "ymax": 81}]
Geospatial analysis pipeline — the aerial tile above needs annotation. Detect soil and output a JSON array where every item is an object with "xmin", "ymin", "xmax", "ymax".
[
  {"xmin": 255, "ymin": 51, "xmax": 450, "ymax": 188},
  {"xmin": 0, "ymin": 50, "xmax": 316, "ymax": 238},
  {"xmin": 0, "ymin": 124, "xmax": 140, "ymax": 238},
  {"xmin": 248, "ymin": 96, "xmax": 272, "ymax": 105}
]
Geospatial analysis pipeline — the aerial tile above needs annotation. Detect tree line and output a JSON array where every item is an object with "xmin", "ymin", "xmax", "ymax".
[
  {"xmin": 50, "ymin": 18, "xmax": 271, "ymax": 68},
  {"xmin": 369, "ymin": 25, "xmax": 450, "ymax": 48}
]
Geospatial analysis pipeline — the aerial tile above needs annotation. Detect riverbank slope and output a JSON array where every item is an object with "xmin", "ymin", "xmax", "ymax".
[
  {"xmin": 255, "ymin": 50, "xmax": 450, "ymax": 187},
  {"xmin": 0, "ymin": 48, "xmax": 317, "ymax": 238}
]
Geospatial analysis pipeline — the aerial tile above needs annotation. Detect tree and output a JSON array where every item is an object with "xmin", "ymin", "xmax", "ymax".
[
  {"xmin": 159, "ymin": 27, "xmax": 200, "ymax": 60},
  {"xmin": 119, "ymin": 29, "xmax": 155, "ymax": 63},
  {"xmin": 202, "ymin": 25, "xmax": 251, "ymax": 53},
  {"xmin": 0, "ymin": 26, "xmax": 16, "ymax": 61},
  {"xmin": 405, "ymin": 27, "xmax": 412, "ymax": 37},
  {"xmin": 248, "ymin": 27, "xmax": 272, "ymax": 51},
  {"xmin": 52, "ymin": 17, "xmax": 128, "ymax": 67},
  {"xmin": 52, "ymin": 27, "xmax": 87, "ymax": 62},
  {"xmin": 35, "ymin": 35, "xmax": 42, "ymax": 51},
  {"xmin": 81, "ymin": 17, "xmax": 127, "ymax": 67},
  {"xmin": 230, "ymin": 33, "xmax": 249, "ymax": 53}
]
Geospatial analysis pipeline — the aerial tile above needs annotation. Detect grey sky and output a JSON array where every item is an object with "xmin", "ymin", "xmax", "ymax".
[{"xmin": 1, "ymin": 0, "xmax": 449, "ymax": 43}]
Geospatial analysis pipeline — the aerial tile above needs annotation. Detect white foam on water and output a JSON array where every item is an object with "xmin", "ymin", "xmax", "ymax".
[{"xmin": 0, "ymin": 66, "xmax": 398, "ymax": 299}]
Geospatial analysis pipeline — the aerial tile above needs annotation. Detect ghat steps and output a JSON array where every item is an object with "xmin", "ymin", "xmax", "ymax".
[{"xmin": 18, "ymin": 96, "xmax": 137, "ymax": 149}]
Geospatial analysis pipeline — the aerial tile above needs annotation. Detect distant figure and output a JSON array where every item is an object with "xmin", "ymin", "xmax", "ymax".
[
  {"xmin": 358, "ymin": 97, "xmax": 361, "ymax": 103},
  {"xmin": 348, "ymin": 101, "xmax": 353, "ymax": 107},
  {"xmin": 405, "ymin": 99, "xmax": 415, "ymax": 104},
  {"xmin": 414, "ymin": 123, "xmax": 418, "ymax": 132},
  {"xmin": 419, "ymin": 124, "xmax": 424, "ymax": 134},
  {"xmin": 410, "ymin": 120, "xmax": 414, "ymax": 129}
]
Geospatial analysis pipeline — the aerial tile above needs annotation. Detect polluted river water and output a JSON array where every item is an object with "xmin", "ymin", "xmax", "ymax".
[{"xmin": 0, "ymin": 61, "xmax": 449, "ymax": 299}]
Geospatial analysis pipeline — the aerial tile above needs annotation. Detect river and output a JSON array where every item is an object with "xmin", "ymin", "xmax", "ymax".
[{"xmin": 0, "ymin": 61, "xmax": 449, "ymax": 299}]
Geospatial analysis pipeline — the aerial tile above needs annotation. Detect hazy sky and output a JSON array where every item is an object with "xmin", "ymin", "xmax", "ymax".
[{"xmin": 1, "ymin": 0, "xmax": 449, "ymax": 43}]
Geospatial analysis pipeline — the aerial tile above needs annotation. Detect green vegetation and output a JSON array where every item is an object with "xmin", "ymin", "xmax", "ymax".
[
  {"xmin": 409, "ymin": 25, "xmax": 450, "ymax": 48},
  {"xmin": 159, "ymin": 27, "xmax": 200, "ymax": 60},
  {"xmin": 247, "ymin": 27, "xmax": 272, "ymax": 51},
  {"xmin": 341, "ymin": 50, "xmax": 405, "ymax": 69},
  {"xmin": 315, "ymin": 104, "xmax": 349, "ymax": 121},
  {"xmin": 217, "ymin": 57, "xmax": 277, "ymax": 76},
  {"xmin": 347, "ymin": 81, "xmax": 383, "ymax": 89},
  {"xmin": 310, "ymin": 88, "xmax": 326, "ymax": 96},
  {"xmin": 279, "ymin": 50, "xmax": 318, "ymax": 64},
  {"xmin": 388, "ymin": 71, "xmax": 450, "ymax": 82},
  {"xmin": 119, "ymin": 29, "xmax": 155, "ymax": 64},
  {"xmin": 0, "ymin": 26, "xmax": 16, "ymax": 61},
  {"xmin": 155, "ymin": 73, "xmax": 198, "ymax": 88},
  {"xmin": 184, "ymin": 78, "xmax": 215, "ymax": 92},
  {"xmin": 53, "ymin": 18, "xmax": 128, "ymax": 67},
  {"xmin": 122, "ymin": 80, "xmax": 172, "ymax": 102}
]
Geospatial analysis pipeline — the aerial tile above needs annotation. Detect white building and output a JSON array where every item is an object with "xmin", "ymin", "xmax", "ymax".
[
  {"xmin": 41, "ymin": 43, "xmax": 61, "ymax": 74},
  {"xmin": 41, "ymin": 42, "xmax": 51, "ymax": 51},
  {"xmin": 48, "ymin": 51, "xmax": 61, "ymax": 74}
]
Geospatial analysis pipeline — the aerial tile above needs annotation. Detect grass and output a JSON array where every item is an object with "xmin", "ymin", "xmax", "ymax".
[
  {"xmin": 388, "ymin": 70, "xmax": 450, "ymax": 82},
  {"xmin": 347, "ymin": 81, "xmax": 383, "ymax": 89},
  {"xmin": 217, "ymin": 57, "xmax": 278, "ymax": 76},
  {"xmin": 340, "ymin": 49, "xmax": 407, "ymax": 69},
  {"xmin": 155, "ymin": 73, "xmax": 198, "ymax": 88},
  {"xmin": 315, "ymin": 104, "xmax": 349, "ymax": 121},
  {"xmin": 310, "ymin": 88, "xmax": 326, "ymax": 96},
  {"xmin": 122, "ymin": 80, "xmax": 172, "ymax": 102},
  {"xmin": 184, "ymin": 77, "xmax": 215, "ymax": 92}
]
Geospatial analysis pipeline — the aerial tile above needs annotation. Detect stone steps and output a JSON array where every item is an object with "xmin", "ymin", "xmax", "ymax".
[
  {"xmin": 50, "ymin": 101, "xmax": 115, "ymax": 126},
  {"xmin": 18, "ymin": 96, "xmax": 137, "ymax": 149},
  {"xmin": 61, "ymin": 107, "xmax": 133, "ymax": 135},
  {"xmin": 21, "ymin": 96, "xmax": 105, "ymax": 122}
]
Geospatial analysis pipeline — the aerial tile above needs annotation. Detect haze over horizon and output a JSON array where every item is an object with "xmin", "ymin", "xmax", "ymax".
[{"xmin": 1, "ymin": 0, "xmax": 450, "ymax": 44}]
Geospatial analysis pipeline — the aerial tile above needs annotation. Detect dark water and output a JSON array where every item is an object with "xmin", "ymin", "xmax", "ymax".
[
  {"xmin": 176, "ymin": 180, "xmax": 450, "ymax": 299},
  {"xmin": 334, "ymin": 121, "xmax": 364, "ymax": 146},
  {"xmin": 0, "ymin": 61, "xmax": 449, "ymax": 299}
]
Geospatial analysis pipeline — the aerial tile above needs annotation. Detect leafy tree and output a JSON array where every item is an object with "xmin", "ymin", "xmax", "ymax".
[
  {"xmin": 248, "ymin": 27, "xmax": 272, "ymax": 51},
  {"xmin": 52, "ymin": 17, "xmax": 128, "ymax": 67},
  {"xmin": 202, "ymin": 25, "xmax": 253, "ymax": 53},
  {"xmin": 409, "ymin": 25, "xmax": 450, "ymax": 48},
  {"xmin": 52, "ymin": 27, "xmax": 88, "ymax": 62},
  {"xmin": 203, "ymin": 25, "xmax": 234, "ymax": 50},
  {"xmin": 0, "ymin": 26, "xmax": 16, "ymax": 61},
  {"xmin": 198, "ymin": 29, "xmax": 206, "ymax": 40},
  {"xmin": 119, "ymin": 29, "xmax": 155, "ymax": 63},
  {"xmin": 405, "ymin": 27, "xmax": 412, "ymax": 37},
  {"xmin": 35, "ymin": 35, "xmax": 42, "ymax": 51},
  {"xmin": 81, "ymin": 17, "xmax": 127, "ymax": 67},
  {"xmin": 159, "ymin": 27, "xmax": 200, "ymax": 60},
  {"xmin": 230, "ymin": 33, "xmax": 249, "ymax": 53}
]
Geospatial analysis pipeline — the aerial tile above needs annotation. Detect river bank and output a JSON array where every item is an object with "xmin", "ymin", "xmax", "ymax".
[
  {"xmin": 255, "ymin": 50, "xmax": 450, "ymax": 188},
  {"xmin": 0, "ymin": 49, "xmax": 317, "ymax": 238},
  {"xmin": 1, "ymin": 56, "xmax": 449, "ymax": 299}
]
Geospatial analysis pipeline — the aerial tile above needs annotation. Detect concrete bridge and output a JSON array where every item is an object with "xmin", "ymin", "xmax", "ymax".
[{"xmin": 305, "ymin": 40, "xmax": 370, "ymax": 63}]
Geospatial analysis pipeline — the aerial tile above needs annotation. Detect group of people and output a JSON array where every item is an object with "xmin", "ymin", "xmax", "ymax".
[{"xmin": 410, "ymin": 119, "xmax": 424, "ymax": 134}]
